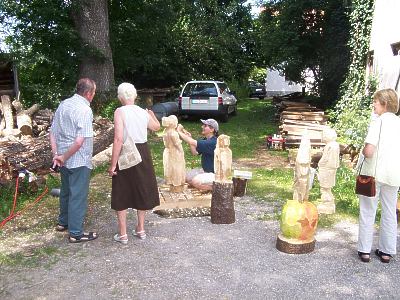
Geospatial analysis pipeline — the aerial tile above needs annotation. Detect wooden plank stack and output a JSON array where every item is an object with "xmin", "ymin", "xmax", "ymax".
[{"xmin": 274, "ymin": 95, "xmax": 328, "ymax": 148}]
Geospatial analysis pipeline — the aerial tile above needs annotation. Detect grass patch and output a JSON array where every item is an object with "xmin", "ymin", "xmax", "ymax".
[
  {"xmin": 333, "ymin": 166, "xmax": 360, "ymax": 217},
  {"xmin": 0, "ymin": 173, "xmax": 61, "ymax": 223},
  {"xmin": 248, "ymin": 168, "xmax": 293, "ymax": 203}
]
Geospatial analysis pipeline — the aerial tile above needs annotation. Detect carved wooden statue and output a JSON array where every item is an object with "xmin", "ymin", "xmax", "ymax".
[
  {"xmin": 214, "ymin": 134, "xmax": 232, "ymax": 183},
  {"xmin": 211, "ymin": 134, "xmax": 235, "ymax": 224},
  {"xmin": 317, "ymin": 128, "xmax": 340, "ymax": 214},
  {"xmin": 293, "ymin": 131, "xmax": 311, "ymax": 202},
  {"xmin": 162, "ymin": 115, "xmax": 186, "ymax": 192}
]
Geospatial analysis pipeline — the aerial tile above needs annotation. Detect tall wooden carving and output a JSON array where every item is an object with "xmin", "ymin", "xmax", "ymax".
[
  {"xmin": 276, "ymin": 131, "xmax": 319, "ymax": 254},
  {"xmin": 317, "ymin": 128, "xmax": 340, "ymax": 214},
  {"xmin": 162, "ymin": 115, "xmax": 186, "ymax": 192},
  {"xmin": 211, "ymin": 135, "xmax": 235, "ymax": 224}
]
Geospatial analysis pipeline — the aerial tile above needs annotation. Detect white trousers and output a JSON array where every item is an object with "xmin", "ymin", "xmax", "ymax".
[{"xmin": 357, "ymin": 181, "xmax": 399, "ymax": 255}]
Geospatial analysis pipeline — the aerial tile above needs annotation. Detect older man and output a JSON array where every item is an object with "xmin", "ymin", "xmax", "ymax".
[{"xmin": 50, "ymin": 78, "xmax": 98, "ymax": 243}]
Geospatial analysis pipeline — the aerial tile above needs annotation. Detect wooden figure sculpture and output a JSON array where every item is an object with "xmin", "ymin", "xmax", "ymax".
[
  {"xmin": 277, "ymin": 130, "xmax": 318, "ymax": 254},
  {"xmin": 293, "ymin": 131, "xmax": 311, "ymax": 202},
  {"xmin": 211, "ymin": 134, "xmax": 235, "ymax": 224},
  {"xmin": 214, "ymin": 134, "xmax": 232, "ymax": 183},
  {"xmin": 162, "ymin": 115, "xmax": 186, "ymax": 192},
  {"xmin": 317, "ymin": 128, "xmax": 340, "ymax": 214}
]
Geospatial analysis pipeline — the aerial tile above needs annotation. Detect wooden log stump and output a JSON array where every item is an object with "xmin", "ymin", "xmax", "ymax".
[
  {"xmin": 232, "ymin": 177, "xmax": 247, "ymax": 197},
  {"xmin": 16, "ymin": 113, "xmax": 33, "ymax": 135},
  {"xmin": 1, "ymin": 95, "xmax": 14, "ymax": 130},
  {"xmin": 12, "ymin": 101, "xmax": 40, "ymax": 136},
  {"xmin": 276, "ymin": 233, "xmax": 316, "ymax": 254},
  {"xmin": 211, "ymin": 181, "xmax": 235, "ymax": 224}
]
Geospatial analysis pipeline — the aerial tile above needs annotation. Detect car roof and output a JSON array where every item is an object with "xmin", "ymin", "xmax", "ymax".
[{"xmin": 185, "ymin": 80, "xmax": 224, "ymax": 84}]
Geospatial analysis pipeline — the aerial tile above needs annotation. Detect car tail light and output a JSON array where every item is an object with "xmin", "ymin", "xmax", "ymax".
[{"xmin": 218, "ymin": 97, "xmax": 223, "ymax": 104}]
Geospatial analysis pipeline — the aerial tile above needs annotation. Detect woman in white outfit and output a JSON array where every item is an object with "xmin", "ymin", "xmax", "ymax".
[
  {"xmin": 357, "ymin": 88, "xmax": 400, "ymax": 263},
  {"xmin": 108, "ymin": 83, "xmax": 160, "ymax": 244}
]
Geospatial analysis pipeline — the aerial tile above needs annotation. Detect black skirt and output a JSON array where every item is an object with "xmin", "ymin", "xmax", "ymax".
[{"xmin": 111, "ymin": 142, "xmax": 160, "ymax": 211}]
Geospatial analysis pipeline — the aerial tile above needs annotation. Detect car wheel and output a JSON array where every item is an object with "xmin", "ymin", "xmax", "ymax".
[
  {"xmin": 232, "ymin": 104, "xmax": 237, "ymax": 116},
  {"xmin": 220, "ymin": 112, "xmax": 229, "ymax": 123}
]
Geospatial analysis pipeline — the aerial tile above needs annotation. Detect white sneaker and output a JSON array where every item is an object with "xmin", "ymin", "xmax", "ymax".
[{"xmin": 113, "ymin": 234, "xmax": 128, "ymax": 244}]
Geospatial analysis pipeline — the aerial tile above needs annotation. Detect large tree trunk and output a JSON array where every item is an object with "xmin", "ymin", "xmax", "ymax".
[{"xmin": 72, "ymin": 0, "xmax": 114, "ymax": 92}]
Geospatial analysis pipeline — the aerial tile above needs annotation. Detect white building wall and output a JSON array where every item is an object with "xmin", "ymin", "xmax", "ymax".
[
  {"xmin": 265, "ymin": 68, "xmax": 314, "ymax": 96},
  {"xmin": 369, "ymin": 0, "xmax": 400, "ymax": 93},
  {"xmin": 265, "ymin": 69, "xmax": 303, "ymax": 96}
]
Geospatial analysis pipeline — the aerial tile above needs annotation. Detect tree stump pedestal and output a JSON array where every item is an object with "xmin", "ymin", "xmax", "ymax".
[
  {"xmin": 211, "ymin": 181, "xmax": 235, "ymax": 224},
  {"xmin": 232, "ymin": 177, "xmax": 248, "ymax": 197},
  {"xmin": 276, "ymin": 233, "xmax": 315, "ymax": 254}
]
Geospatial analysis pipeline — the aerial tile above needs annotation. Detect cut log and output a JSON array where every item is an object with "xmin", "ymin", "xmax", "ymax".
[
  {"xmin": 211, "ymin": 181, "xmax": 235, "ymax": 224},
  {"xmin": 13, "ymin": 102, "xmax": 40, "ymax": 136},
  {"xmin": 12, "ymin": 99, "xmax": 23, "ymax": 113},
  {"xmin": 25, "ymin": 104, "xmax": 40, "ymax": 116},
  {"xmin": 282, "ymin": 110, "xmax": 325, "ymax": 116},
  {"xmin": 279, "ymin": 101, "xmax": 312, "ymax": 107},
  {"xmin": 0, "ymin": 118, "xmax": 114, "ymax": 178},
  {"xmin": 232, "ymin": 177, "xmax": 247, "ymax": 197},
  {"xmin": 1, "ymin": 128, "xmax": 21, "ymax": 138},
  {"xmin": 281, "ymin": 120, "xmax": 328, "ymax": 128},
  {"xmin": 276, "ymin": 233, "xmax": 316, "ymax": 254},
  {"xmin": 283, "ymin": 135, "xmax": 326, "ymax": 143},
  {"xmin": 284, "ymin": 141, "xmax": 326, "ymax": 148},
  {"xmin": 1, "ymin": 95, "xmax": 14, "ymax": 130},
  {"xmin": 281, "ymin": 114, "xmax": 327, "ymax": 122},
  {"xmin": 16, "ymin": 113, "xmax": 33, "ymax": 135}
]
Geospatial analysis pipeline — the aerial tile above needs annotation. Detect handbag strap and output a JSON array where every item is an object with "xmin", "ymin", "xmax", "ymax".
[
  {"xmin": 119, "ymin": 107, "xmax": 132, "ymax": 141},
  {"xmin": 358, "ymin": 119, "xmax": 382, "ymax": 176}
]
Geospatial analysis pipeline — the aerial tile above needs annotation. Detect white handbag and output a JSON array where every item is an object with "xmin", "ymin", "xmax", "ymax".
[{"xmin": 118, "ymin": 108, "xmax": 142, "ymax": 170}]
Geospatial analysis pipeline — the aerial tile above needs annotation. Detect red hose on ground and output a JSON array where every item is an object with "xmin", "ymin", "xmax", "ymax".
[{"xmin": 0, "ymin": 176, "xmax": 49, "ymax": 229}]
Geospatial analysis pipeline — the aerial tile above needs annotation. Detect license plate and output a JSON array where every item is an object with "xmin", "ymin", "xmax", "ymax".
[{"xmin": 192, "ymin": 99, "xmax": 208, "ymax": 104}]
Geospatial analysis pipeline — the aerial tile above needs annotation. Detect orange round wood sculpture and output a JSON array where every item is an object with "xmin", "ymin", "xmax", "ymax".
[{"xmin": 276, "ymin": 200, "xmax": 319, "ymax": 254}]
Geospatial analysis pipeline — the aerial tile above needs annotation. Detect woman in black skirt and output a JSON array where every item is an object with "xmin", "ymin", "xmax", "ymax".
[{"xmin": 108, "ymin": 82, "xmax": 160, "ymax": 244}]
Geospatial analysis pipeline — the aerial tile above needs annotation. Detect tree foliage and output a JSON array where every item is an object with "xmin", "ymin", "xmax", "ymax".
[
  {"xmin": 256, "ymin": 0, "xmax": 351, "ymax": 107},
  {"xmin": 0, "ymin": 0, "xmax": 254, "ymax": 107},
  {"xmin": 0, "ymin": 0, "xmax": 79, "ymax": 108},
  {"xmin": 330, "ymin": 0, "xmax": 375, "ymax": 148}
]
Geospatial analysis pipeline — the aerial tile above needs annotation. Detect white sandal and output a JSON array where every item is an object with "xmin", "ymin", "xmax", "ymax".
[
  {"xmin": 133, "ymin": 230, "xmax": 146, "ymax": 240},
  {"xmin": 113, "ymin": 234, "xmax": 128, "ymax": 244}
]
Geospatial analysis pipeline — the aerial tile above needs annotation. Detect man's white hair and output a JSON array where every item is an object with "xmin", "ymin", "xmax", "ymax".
[{"xmin": 118, "ymin": 82, "xmax": 137, "ymax": 102}]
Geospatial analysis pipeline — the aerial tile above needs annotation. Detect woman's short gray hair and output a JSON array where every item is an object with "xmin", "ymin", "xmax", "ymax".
[{"xmin": 118, "ymin": 82, "xmax": 137, "ymax": 102}]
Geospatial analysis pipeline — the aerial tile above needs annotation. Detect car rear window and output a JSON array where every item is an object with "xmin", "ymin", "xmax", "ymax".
[{"xmin": 182, "ymin": 83, "xmax": 218, "ymax": 97}]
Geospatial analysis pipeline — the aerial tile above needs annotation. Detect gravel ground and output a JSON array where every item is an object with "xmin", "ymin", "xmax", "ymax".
[{"xmin": 1, "ymin": 194, "xmax": 399, "ymax": 300}]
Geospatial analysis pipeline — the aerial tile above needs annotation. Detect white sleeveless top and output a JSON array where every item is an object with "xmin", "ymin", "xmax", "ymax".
[{"xmin": 118, "ymin": 105, "xmax": 149, "ymax": 143}]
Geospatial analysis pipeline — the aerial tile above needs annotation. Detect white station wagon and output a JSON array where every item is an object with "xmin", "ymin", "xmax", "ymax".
[{"xmin": 178, "ymin": 80, "xmax": 237, "ymax": 122}]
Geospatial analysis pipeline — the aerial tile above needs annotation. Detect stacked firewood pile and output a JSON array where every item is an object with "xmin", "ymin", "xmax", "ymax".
[
  {"xmin": 273, "ymin": 94, "xmax": 328, "ymax": 149},
  {"xmin": 0, "ymin": 95, "xmax": 48, "ymax": 140},
  {"xmin": 0, "ymin": 94, "xmax": 114, "ymax": 183}
]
